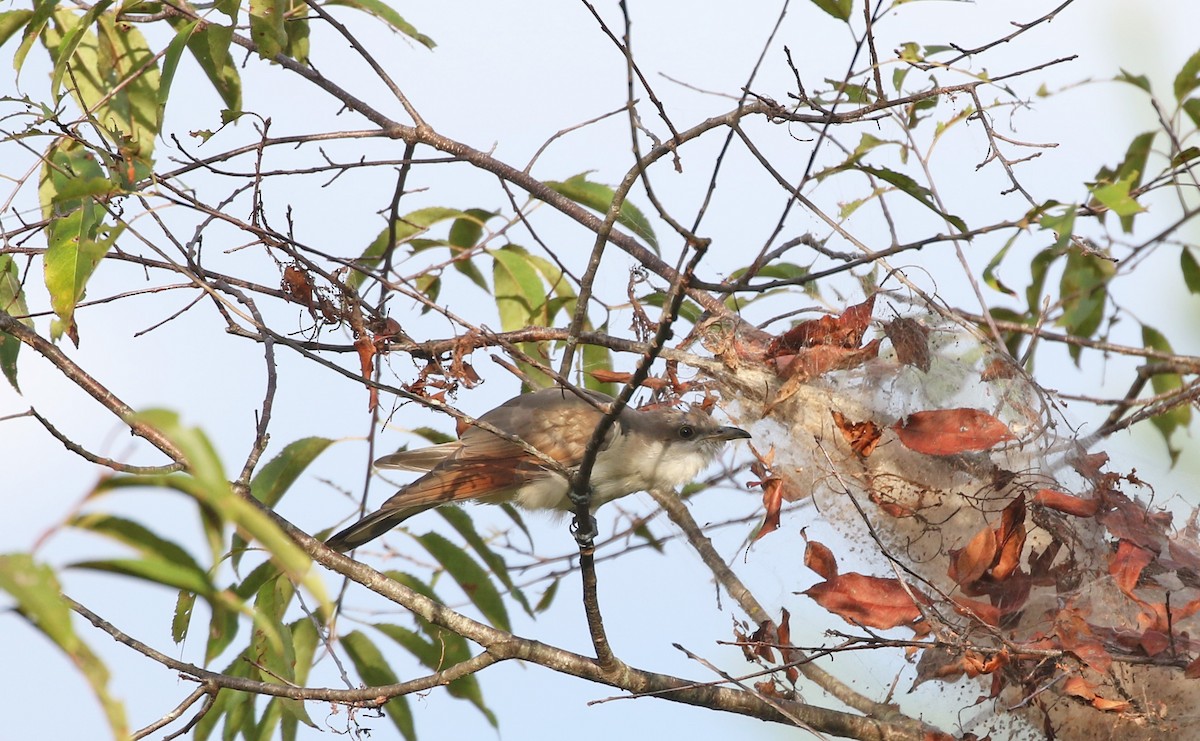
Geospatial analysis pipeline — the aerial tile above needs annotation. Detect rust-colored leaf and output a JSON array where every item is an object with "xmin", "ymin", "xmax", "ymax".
[
  {"xmin": 586, "ymin": 369, "xmax": 673, "ymax": 390},
  {"xmin": 804, "ymin": 573, "xmax": 928, "ymax": 633},
  {"xmin": 1057, "ymin": 610, "xmax": 1112, "ymax": 673},
  {"xmin": 992, "ymin": 495, "xmax": 1027, "ymax": 581},
  {"xmin": 1072, "ymin": 451, "xmax": 1109, "ymax": 480},
  {"xmin": 950, "ymin": 596, "xmax": 1002, "ymax": 627},
  {"xmin": 891, "ymin": 408, "xmax": 1015, "ymax": 455},
  {"xmin": 1185, "ymin": 656, "xmax": 1200, "ymax": 679},
  {"xmin": 1140, "ymin": 629, "xmax": 1170, "ymax": 657},
  {"xmin": 980, "ymin": 355, "xmax": 1019, "ymax": 381},
  {"xmin": 767, "ymin": 294, "xmax": 876, "ymax": 357},
  {"xmin": 831, "ymin": 410, "xmax": 883, "ymax": 458},
  {"xmin": 883, "ymin": 316, "xmax": 931, "ymax": 372},
  {"xmin": 282, "ymin": 265, "xmax": 314, "ymax": 308},
  {"xmin": 950, "ymin": 526, "xmax": 997, "ymax": 588},
  {"xmin": 771, "ymin": 339, "xmax": 883, "ymax": 380},
  {"xmin": 1033, "ymin": 488, "xmax": 1099, "ymax": 517},
  {"xmin": 1091, "ymin": 696, "xmax": 1133, "ymax": 713},
  {"xmin": 804, "ymin": 540, "xmax": 839, "ymax": 581},
  {"xmin": 1109, "ymin": 539, "xmax": 1154, "ymax": 598},
  {"xmin": 1097, "ymin": 487, "xmax": 1171, "ymax": 553},
  {"xmin": 354, "ymin": 334, "xmax": 379, "ymax": 411},
  {"xmin": 747, "ymin": 445, "xmax": 785, "ymax": 541},
  {"xmin": 756, "ymin": 477, "xmax": 783, "ymax": 541}
]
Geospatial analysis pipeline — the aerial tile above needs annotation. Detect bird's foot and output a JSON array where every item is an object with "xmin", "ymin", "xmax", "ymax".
[{"xmin": 571, "ymin": 514, "xmax": 598, "ymax": 546}]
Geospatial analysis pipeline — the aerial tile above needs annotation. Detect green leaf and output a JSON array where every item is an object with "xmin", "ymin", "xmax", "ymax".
[
  {"xmin": 1173, "ymin": 49, "xmax": 1200, "ymax": 101},
  {"xmin": 49, "ymin": 0, "xmax": 112, "ymax": 104},
  {"xmin": 581, "ymin": 340, "xmax": 615, "ymax": 395},
  {"xmin": 235, "ymin": 437, "xmax": 334, "ymax": 567},
  {"xmin": 325, "ymin": 0, "xmax": 434, "ymax": 48},
  {"xmin": 1116, "ymin": 67, "xmax": 1151, "ymax": 93},
  {"xmin": 0, "ymin": 254, "xmax": 32, "ymax": 391},
  {"xmin": 1182, "ymin": 249, "xmax": 1200, "ymax": 294},
  {"xmin": 855, "ymin": 165, "xmax": 967, "ymax": 232},
  {"xmin": 0, "ymin": 555, "xmax": 128, "ymax": 738},
  {"xmin": 1184, "ymin": 99, "xmax": 1200, "ymax": 130},
  {"xmin": 341, "ymin": 631, "xmax": 416, "ymax": 741},
  {"xmin": 415, "ymin": 531, "xmax": 510, "ymax": 631},
  {"xmin": 350, "ymin": 206, "xmax": 465, "ymax": 291},
  {"xmin": 492, "ymin": 244, "xmax": 554, "ymax": 388},
  {"xmin": 544, "ymin": 173, "xmax": 659, "ymax": 252},
  {"xmin": 13, "ymin": 0, "xmax": 55, "ymax": 74},
  {"xmin": 982, "ymin": 232, "xmax": 1020, "ymax": 297},
  {"xmin": 284, "ymin": 3, "xmax": 309, "ymax": 63},
  {"xmin": 1057, "ymin": 246, "xmax": 1115, "ymax": 360},
  {"xmin": 250, "ymin": 437, "xmax": 335, "ymax": 508},
  {"xmin": 249, "ymin": 0, "xmax": 287, "ymax": 59},
  {"xmin": 172, "ymin": 589, "xmax": 197, "ymax": 643},
  {"xmin": 67, "ymin": 513, "xmax": 215, "ymax": 597},
  {"xmin": 158, "ymin": 18, "xmax": 196, "ymax": 123},
  {"xmin": 71, "ymin": 557, "xmax": 215, "ymax": 594},
  {"xmin": 1025, "ymin": 245, "xmax": 1059, "ymax": 320},
  {"xmin": 1089, "ymin": 172, "xmax": 1146, "ymax": 227},
  {"xmin": 102, "ymin": 411, "xmax": 333, "ymax": 621},
  {"xmin": 809, "ymin": 0, "xmax": 852, "ymax": 21},
  {"xmin": 438, "ymin": 506, "xmax": 533, "ymax": 616},
  {"xmin": 1141, "ymin": 324, "xmax": 1189, "ymax": 462},
  {"xmin": 166, "ymin": 18, "xmax": 241, "ymax": 112},
  {"xmin": 534, "ymin": 578, "xmax": 559, "ymax": 613},
  {"xmin": 375, "ymin": 623, "xmax": 497, "ymax": 726},
  {"xmin": 43, "ymin": 11, "xmax": 162, "ymax": 162},
  {"xmin": 0, "ymin": 9, "xmax": 34, "ymax": 49},
  {"xmin": 447, "ymin": 208, "xmax": 496, "ymax": 290}
]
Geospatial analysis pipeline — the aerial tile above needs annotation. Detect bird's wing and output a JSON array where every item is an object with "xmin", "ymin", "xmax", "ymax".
[
  {"xmin": 374, "ymin": 442, "xmax": 461, "ymax": 472},
  {"xmin": 371, "ymin": 391, "xmax": 620, "ymax": 512}
]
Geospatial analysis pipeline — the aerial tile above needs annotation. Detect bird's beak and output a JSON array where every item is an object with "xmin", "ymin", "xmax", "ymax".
[{"xmin": 709, "ymin": 425, "xmax": 752, "ymax": 442}]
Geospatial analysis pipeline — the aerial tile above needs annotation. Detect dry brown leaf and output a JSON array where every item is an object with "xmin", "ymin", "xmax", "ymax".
[
  {"xmin": 804, "ymin": 573, "xmax": 929, "ymax": 633},
  {"xmin": 1109, "ymin": 539, "xmax": 1154, "ymax": 597},
  {"xmin": 354, "ymin": 334, "xmax": 379, "ymax": 411},
  {"xmin": 766, "ymin": 294, "xmax": 877, "ymax": 356},
  {"xmin": 992, "ymin": 495, "xmax": 1027, "ymax": 581},
  {"xmin": 803, "ymin": 540, "xmax": 839, "ymax": 581},
  {"xmin": 891, "ymin": 408, "xmax": 1015, "ymax": 455},
  {"xmin": 883, "ymin": 316, "xmax": 931, "ymax": 372},
  {"xmin": 980, "ymin": 355, "xmax": 1019, "ymax": 381},
  {"xmin": 1033, "ymin": 488, "xmax": 1099, "ymax": 517},
  {"xmin": 831, "ymin": 410, "xmax": 883, "ymax": 458}
]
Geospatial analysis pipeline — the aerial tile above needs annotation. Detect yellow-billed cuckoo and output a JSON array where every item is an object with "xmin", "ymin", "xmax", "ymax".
[{"xmin": 326, "ymin": 387, "xmax": 751, "ymax": 551}]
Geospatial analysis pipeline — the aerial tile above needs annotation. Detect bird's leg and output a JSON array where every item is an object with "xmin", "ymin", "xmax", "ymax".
[{"xmin": 568, "ymin": 485, "xmax": 598, "ymax": 544}]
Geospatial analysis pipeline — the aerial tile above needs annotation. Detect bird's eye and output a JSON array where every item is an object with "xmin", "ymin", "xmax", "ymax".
[{"xmin": 678, "ymin": 424, "xmax": 696, "ymax": 440}]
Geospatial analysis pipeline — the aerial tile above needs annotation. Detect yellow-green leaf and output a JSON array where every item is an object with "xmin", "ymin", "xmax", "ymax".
[
  {"xmin": 544, "ymin": 173, "xmax": 659, "ymax": 252},
  {"xmin": 0, "ymin": 555, "xmax": 128, "ymax": 738}
]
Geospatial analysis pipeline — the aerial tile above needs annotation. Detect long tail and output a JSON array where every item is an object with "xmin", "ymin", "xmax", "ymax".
[{"xmin": 325, "ymin": 503, "xmax": 438, "ymax": 552}]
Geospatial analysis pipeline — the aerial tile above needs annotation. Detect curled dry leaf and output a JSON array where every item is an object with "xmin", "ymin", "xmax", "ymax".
[
  {"xmin": 282, "ymin": 265, "xmax": 314, "ymax": 308},
  {"xmin": 1033, "ymin": 488, "xmax": 1099, "ymax": 517},
  {"xmin": 587, "ymin": 369, "xmax": 674, "ymax": 391},
  {"xmin": 803, "ymin": 540, "xmax": 838, "ymax": 581},
  {"xmin": 354, "ymin": 334, "xmax": 378, "ymax": 411},
  {"xmin": 747, "ymin": 445, "xmax": 784, "ymax": 541},
  {"xmin": 767, "ymin": 294, "xmax": 877, "ymax": 356},
  {"xmin": 830, "ymin": 410, "xmax": 883, "ymax": 458},
  {"xmin": 1109, "ymin": 539, "xmax": 1154, "ymax": 598},
  {"xmin": 891, "ymin": 408, "xmax": 1016, "ymax": 455},
  {"xmin": 1063, "ymin": 675, "xmax": 1133, "ymax": 713}
]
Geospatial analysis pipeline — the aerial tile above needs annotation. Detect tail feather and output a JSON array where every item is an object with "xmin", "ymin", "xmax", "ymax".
[{"xmin": 325, "ymin": 503, "xmax": 437, "ymax": 552}]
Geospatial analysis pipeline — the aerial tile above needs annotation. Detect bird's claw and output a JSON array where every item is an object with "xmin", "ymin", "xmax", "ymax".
[{"xmin": 571, "ymin": 514, "xmax": 598, "ymax": 546}]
